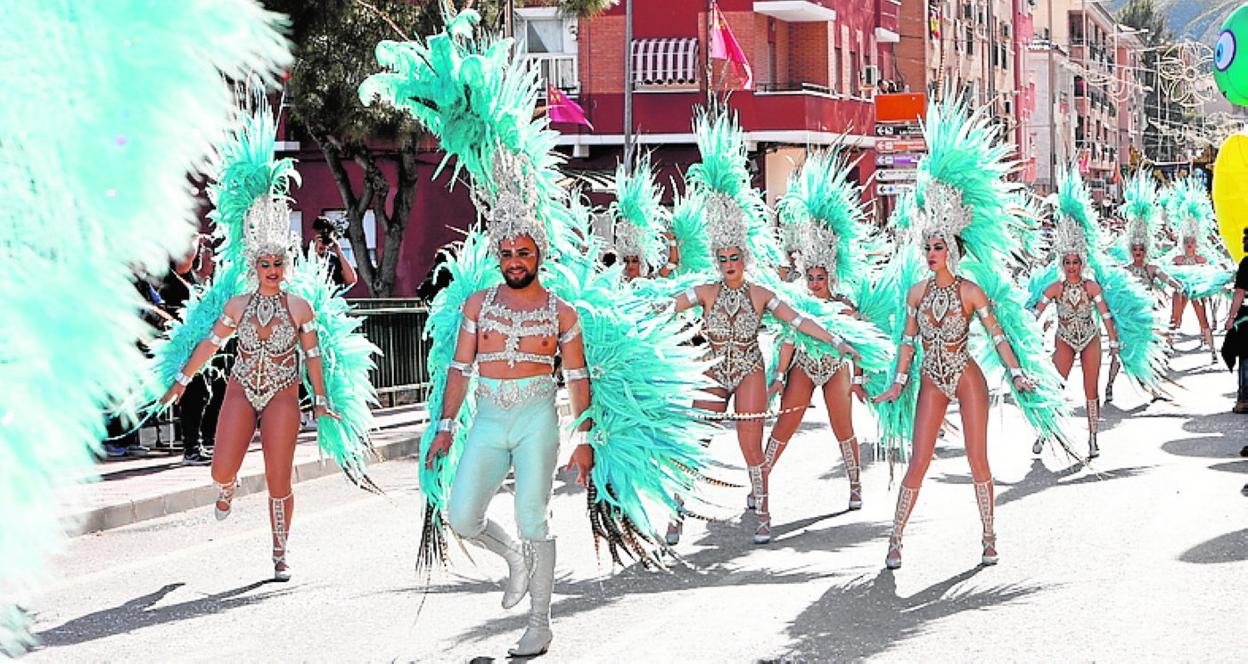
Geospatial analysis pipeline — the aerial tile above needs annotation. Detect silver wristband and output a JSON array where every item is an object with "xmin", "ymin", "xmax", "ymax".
[
  {"xmin": 436, "ymin": 418, "xmax": 456, "ymax": 434},
  {"xmin": 314, "ymin": 395, "xmax": 329, "ymax": 408},
  {"xmin": 175, "ymin": 372, "xmax": 193, "ymax": 386},
  {"xmin": 851, "ymin": 375, "xmax": 865, "ymax": 385},
  {"xmin": 894, "ymin": 372, "xmax": 909, "ymax": 386},
  {"xmin": 1008, "ymin": 367, "xmax": 1025, "ymax": 379}
]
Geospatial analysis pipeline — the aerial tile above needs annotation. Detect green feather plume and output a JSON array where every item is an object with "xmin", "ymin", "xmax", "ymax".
[
  {"xmin": 608, "ymin": 154, "xmax": 668, "ymax": 271},
  {"xmin": 0, "ymin": 0, "xmax": 288, "ymax": 653},
  {"xmin": 668, "ymin": 184, "xmax": 713, "ymax": 276}
]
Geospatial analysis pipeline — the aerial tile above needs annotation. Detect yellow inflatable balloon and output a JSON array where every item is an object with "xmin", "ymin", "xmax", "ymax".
[{"xmin": 1216, "ymin": 131, "xmax": 1248, "ymax": 261}]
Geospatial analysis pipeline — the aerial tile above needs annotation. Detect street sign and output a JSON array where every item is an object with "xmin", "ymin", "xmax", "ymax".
[
  {"xmin": 877, "ymin": 183, "xmax": 915, "ymax": 196},
  {"xmin": 875, "ymin": 153, "xmax": 923, "ymax": 167},
  {"xmin": 874, "ymin": 123, "xmax": 924, "ymax": 137},
  {"xmin": 877, "ymin": 138, "xmax": 926, "ymax": 153},
  {"xmin": 876, "ymin": 168, "xmax": 917, "ymax": 182}
]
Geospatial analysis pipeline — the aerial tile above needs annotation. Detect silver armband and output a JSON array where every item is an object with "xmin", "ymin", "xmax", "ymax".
[
  {"xmin": 851, "ymin": 375, "xmax": 865, "ymax": 385},
  {"xmin": 664, "ymin": 262, "xmax": 678, "ymax": 271},
  {"xmin": 220, "ymin": 314, "xmax": 237, "ymax": 329},
  {"xmin": 461, "ymin": 317, "xmax": 478, "ymax": 334},
  {"xmin": 559, "ymin": 322, "xmax": 582, "ymax": 344},
  {"xmin": 1092, "ymin": 294, "xmax": 1105, "ymax": 305},
  {"xmin": 303, "ymin": 346, "xmax": 321, "ymax": 358},
  {"xmin": 906, "ymin": 305, "xmax": 918, "ymax": 317},
  {"xmin": 209, "ymin": 333, "xmax": 226, "ymax": 346},
  {"xmin": 1108, "ymin": 340, "xmax": 1120, "ymax": 350},
  {"xmin": 564, "ymin": 366, "xmax": 590, "ymax": 382},
  {"xmin": 894, "ymin": 372, "xmax": 909, "ymax": 386},
  {"xmin": 900, "ymin": 334, "xmax": 917, "ymax": 348},
  {"xmin": 300, "ymin": 321, "xmax": 317, "ymax": 334},
  {"xmin": 765, "ymin": 296, "xmax": 781, "ymax": 312},
  {"xmin": 974, "ymin": 305, "xmax": 992, "ymax": 320},
  {"xmin": 791, "ymin": 314, "xmax": 806, "ymax": 329},
  {"xmin": 449, "ymin": 360, "xmax": 474, "ymax": 376},
  {"xmin": 683, "ymin": 287, "xmax": 698, "ymax": 305},
  {"xmin": 436, "ymin": 418, "xmax": 457, "ymax": 434},
  {"xmin": 992, "ymin": 334, "xmax": 1007, "ymax": 345},
  {"xmin": 1101, "ymin": 310, "xmax": 1114, "ymax": 320},
  {"xmin": 175, "ymin": 372, "xmax": 193, "ymax": 386}
]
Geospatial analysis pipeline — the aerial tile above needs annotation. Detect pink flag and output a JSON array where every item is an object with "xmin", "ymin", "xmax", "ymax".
[
  {"xmin": 709, "ymin": 2, "xmax": 752, "ymax": 90},
  {"xmin": 547, "ymin": 84, "xmax": 593, "ymax": 130}
]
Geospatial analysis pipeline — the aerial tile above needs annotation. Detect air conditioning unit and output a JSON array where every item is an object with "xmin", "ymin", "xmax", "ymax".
[{"xmin": 862, "ymin": 65, "xmax": 880, "ymax": 87}]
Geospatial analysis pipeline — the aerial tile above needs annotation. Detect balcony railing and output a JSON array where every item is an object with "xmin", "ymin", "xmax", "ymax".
[
  {"xmin": 755, "ymin": 81, "xmax": 834, "ymax": 96},
  {"xmin": 520, "ymin": 52, "xmax": 580, "ymax": 97}
]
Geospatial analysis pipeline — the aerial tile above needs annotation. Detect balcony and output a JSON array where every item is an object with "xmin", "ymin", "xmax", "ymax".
[{"xmin": 521, "ymin": 52, "xmax": 579, "ymax": 98}]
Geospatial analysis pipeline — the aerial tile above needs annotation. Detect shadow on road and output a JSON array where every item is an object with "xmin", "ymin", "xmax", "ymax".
[
  {"xmin": 1178, "ymin": 529, "xmax": 1248, "ymax": 565},
  {"xmin": 767, "ymin": 567, "xmax": 1046, "ymax": 661},
  {"xmin": 1161, "ymin": 436, "xmax": 1237, "ymax": 460},
  {"xmin": 1208, "ymin": 460, "xmax": 1248, "ymax": 474},
  {"xmin": 932, "ymin": 459, "xmax": 1152, "ymax": 507},
  {"xmin": 35, "ymin": 580, "xmax": 288, "ymax": 648}
]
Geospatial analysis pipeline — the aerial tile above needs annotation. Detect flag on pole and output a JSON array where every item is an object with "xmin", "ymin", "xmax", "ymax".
[
  {"xmin": 547, "ymin": 83, "xmax": 593, "ymax": 130},
  {"xmin": 709, "ymin": 1, "xmax": 752, "ymax": 90}
]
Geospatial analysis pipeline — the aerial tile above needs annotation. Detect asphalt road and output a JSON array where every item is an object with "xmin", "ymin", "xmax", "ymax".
[{"xmin": 23, "ymin": 330, "xmax": 1248, "ymax": 662}]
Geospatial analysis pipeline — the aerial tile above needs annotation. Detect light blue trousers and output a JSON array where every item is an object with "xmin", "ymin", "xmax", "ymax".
[{"xmin": 448, "ymin": 375, "xmax": 560, "ymax": 541}]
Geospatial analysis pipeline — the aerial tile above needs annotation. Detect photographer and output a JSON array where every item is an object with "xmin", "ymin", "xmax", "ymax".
[{"xmin": 312, "ymin": 216, "xmax": 358, "ymax": 292}]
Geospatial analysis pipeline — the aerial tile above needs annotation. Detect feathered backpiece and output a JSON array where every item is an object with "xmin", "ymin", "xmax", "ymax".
[
  {"xmin": 686, "ymin": 106, "xmax": 778, "ymax": 268},
  {"xmin": 0, "ymin": 0, "xmax": 288, "ymax": 654},
  {"xmin": 1120, "ymin": 170, "xmax": 1159, "ymax": 255},
  {"xmin": 608, "ymin": 154, "xmax": 668, "ymax": 271},
  {"xmin": 668, "ymin": 183, "xmax": 712, "ymax": 276},
  {"xmin": 778, "ymin": 148, "xmax": 872, "ymax": 288}
]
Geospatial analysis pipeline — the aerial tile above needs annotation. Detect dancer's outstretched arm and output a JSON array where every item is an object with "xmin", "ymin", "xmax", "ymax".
[{"xmin": 160, "ymin": 297, "xmax": 243, "ymax": 404}]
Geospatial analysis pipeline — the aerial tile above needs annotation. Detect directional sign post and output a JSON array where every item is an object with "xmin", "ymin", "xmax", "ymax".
[
  {"xmin": 875, "ymin": 153, "xmax": 924, "ymax": 168},
  {"xmin": 877, "ymin": 183, "xmax": 915, "ymax": 196}
]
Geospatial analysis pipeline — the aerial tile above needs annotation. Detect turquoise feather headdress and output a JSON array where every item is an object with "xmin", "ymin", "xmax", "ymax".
[
  {"xmin": 912, "ymin": 97, "xmax": 1025, "ymax": 274},
  {"xmin": 608, "ymin": 154, "xmax": 668, "ymax": 271},
  {"xmin": 686, "ymin": 106, "xmax": 778, "ymax": 267},
  {"xmin": 777, "ymin": 148, "xmax": 873, "ymax": 288},
  {"xmin": 1165, "ymin": 176, "xmax": 1216, "ymax": 244},
  {"xmin": 1051, "ymin": 167, "xmax": 1101, "ymax": 261},
  {"xmin": 1120, "ymin": 170, "xmax": 1160, "ymax": 253}
]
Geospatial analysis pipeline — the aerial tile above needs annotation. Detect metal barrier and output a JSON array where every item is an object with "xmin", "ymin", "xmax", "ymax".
[{"xmin": 347, "ymin": 299, "xmax": 432, "ymax": 406}]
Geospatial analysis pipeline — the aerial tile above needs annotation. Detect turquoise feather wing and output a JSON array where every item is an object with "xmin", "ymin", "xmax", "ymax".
[{"xmin": 0, "ymin": 0, "xmax": 288, "ymax": 652}]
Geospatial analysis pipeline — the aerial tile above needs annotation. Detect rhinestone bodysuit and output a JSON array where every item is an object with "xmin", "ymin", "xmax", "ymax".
[
  {"xmin": 704, "ymin": 281, "xmax": 764, "ymax": 391},
  {"xmin": 1174, "ymin": 255, "xmax": 1199, "ymax": 266},
  {"xmin": 1126, "ymin": 263, "xmax": 1157, "ymax": 290},
  {"xmin": 233, "ymin": 292, "xmax": 299, "ymax": 410},
  {"xmin": 1055, "ymin": 279, "xmax": 1098, "ymax": 352},
  {"xmin": 476, "ymin": 285, "xmax": 559, "ymax": 368},
  {"xmin": 916, "ymin": 278, "xmax": 970, "ymax": 400},
  {"xmin": 792, "ymin": 296, "xmax": 849, "ymax": 386}
]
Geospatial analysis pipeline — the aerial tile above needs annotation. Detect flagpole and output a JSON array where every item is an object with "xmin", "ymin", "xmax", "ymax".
[{"xmin": 623, "ymin": 0, "xmax": 634, "ymax": 175}]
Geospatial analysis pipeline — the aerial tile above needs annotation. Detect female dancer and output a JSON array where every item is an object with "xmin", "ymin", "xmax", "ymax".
[
  {"xmin": 667, "ymin": 109, "xmax": 860, "ymax": 545},
  {"xmin": 1032, "ymin": 218, "xmax": 1120, "ymax": 459},
  {"xmin": 161, "ymin": 197, "xmax": 338, "ymax": 582},
  {"xmin": 764, "ymin": 149, "xmax": 877, "ymax": 515},
  {"xmin": 1170, "ymin": 231, "xmax": 1218, "ymax": 362},
  {"xmin": 871, "ymin": 99, "xmax": 1067, "ymax": 571}
]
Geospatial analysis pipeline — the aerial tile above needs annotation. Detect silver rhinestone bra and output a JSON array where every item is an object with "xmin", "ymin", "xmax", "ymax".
[
  {"xmin": 917, "ymin": 277, "xmax": 970, "ymax": 400},
  {"xmin": 1056, "ymin": 279, "xmax": 1098, "ymax": 352},
  {"xmin": 703, "ymin": 281, "xmax": 764, "ymax": 391},
  {"xmin": 476, "ymin": 286, "xmax": 559, "ymax": 368},
  {"xmin": 232, "ymin": 292, "xmax": 299, "ymax": 410}
]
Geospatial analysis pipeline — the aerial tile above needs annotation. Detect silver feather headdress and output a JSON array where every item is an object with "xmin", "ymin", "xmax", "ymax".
[
  {"xmin": 912, "ymin": 181, "xmax": 973, "ymax": 274},
  {"xmin": 243, "ymin": 194, "xmax": 297, "ymax": 267},
  {"xmin": 704, "ymin": 191, "xmax": 751, "ymax": 260},
  {"xmin": 471, "ymin": 148, "xmax": 549, "ymax": 259},
  {"xmin": 1125, "ymin": 216, "xmax": 1151, "ymax": 252},
  {"xmin": 1052, "ymin": 215, "xmax": 1088, "ymax": 260}
]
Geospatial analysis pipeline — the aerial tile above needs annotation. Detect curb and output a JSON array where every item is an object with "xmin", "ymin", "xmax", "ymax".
[{"xmin": 69, "ymin": 428, "xmax": 425, "ymax": 536}]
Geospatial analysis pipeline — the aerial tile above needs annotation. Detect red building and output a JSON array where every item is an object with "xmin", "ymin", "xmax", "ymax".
[{"xmin": 280, "ymin": 1, "xmax": 903, "ymax": 296}]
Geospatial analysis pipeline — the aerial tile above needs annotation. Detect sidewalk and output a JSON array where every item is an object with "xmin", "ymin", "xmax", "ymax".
[{"xmin": 62, "ymin": 404, "xmax": 431, "ymax": 535}]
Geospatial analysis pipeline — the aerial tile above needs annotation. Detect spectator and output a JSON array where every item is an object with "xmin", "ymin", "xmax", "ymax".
[
  {"xmin": 160, "ymin": 242, "xmax": 227, "ymax": 466},
  {"xmin": 103, "ymin": 271, "xmax": 171, "ymax": 458},
  {"xmin": 312, "ymin": 216, "xmax": 358, "ymax": 292}
]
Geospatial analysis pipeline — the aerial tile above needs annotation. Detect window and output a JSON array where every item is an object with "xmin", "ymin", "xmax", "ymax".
[
  {"xmin": 833, "ymin": 45, "xmax": 843, "ymax": 94},
  {"xmin": 965, "ymin": 25, "xmax": 974, "ymax": 56}
]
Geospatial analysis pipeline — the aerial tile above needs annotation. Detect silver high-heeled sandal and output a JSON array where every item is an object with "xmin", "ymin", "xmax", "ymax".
[
  {"xmin": 839, "ymin": 436, "xmax": 862, "ymax": 511},
  {"xmin": 975, "ymin": 480, "xmax": 998, "ymax": 566},
  {"xmin": 214, "ymin": 479, "xmax": 237, "ymax": 521},
  {"xmin": 885, "ymin": 485, "xmax": 918, "ymax": 570}
]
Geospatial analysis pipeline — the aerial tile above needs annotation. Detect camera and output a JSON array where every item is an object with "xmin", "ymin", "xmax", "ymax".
[{"xmin": 312, "ymin": 216, "xmax": 338, "ymax": 243}]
